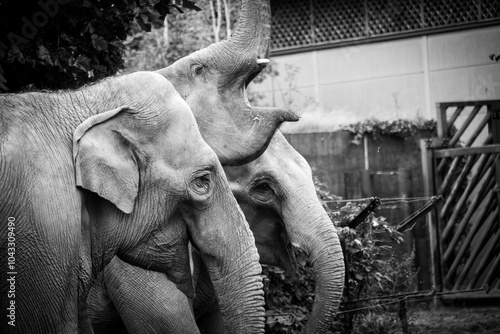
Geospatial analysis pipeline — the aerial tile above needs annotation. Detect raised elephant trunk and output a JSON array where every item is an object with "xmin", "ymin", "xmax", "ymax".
[
  {"xmin": 211, "ymin": 0, "xmax": 272, "ymax": 86},
  {"xmin": 226, "ymin": 0, "xmax": 271, "ymax": 57},
  {"xmin": 155, "ymin": 0, "xmax": 298, "ymax": 166},
  {"xmin": 285, "ymin": 196, "xmax": 345, "ymax": 333}
]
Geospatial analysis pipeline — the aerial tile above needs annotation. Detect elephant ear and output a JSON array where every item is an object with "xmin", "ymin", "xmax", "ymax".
[{"xmin": 73, "ymin": 106, "xmax": 139, "ymax": 214}]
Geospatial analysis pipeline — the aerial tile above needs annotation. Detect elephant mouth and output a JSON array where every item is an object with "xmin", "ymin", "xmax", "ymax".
[{"xmin": 255, "ymin": 220, "xmax": 298, "ymax": 275}]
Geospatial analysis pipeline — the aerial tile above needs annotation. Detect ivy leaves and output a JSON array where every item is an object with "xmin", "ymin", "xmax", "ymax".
[{"xmin": 341, "ymin": 119, "xmax": 438, "ymax": 145}]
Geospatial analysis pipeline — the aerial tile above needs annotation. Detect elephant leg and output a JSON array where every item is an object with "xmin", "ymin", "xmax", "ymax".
[{"xmin": 104, "ymin": 257, "xmax": 200, "ymax": 334}]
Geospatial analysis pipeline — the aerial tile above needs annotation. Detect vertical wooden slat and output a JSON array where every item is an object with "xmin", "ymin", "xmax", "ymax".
[
  {"xmin": 496, "ymin": 160, "xmax": 500, "ymax": 225},
  {"xmin": 420, "ymin": 139, "xmax": 443, "ymax": 297},
  {"xmin": 436, "ymin": 103, "xmax": 449, "ymax": 139},
  {"xmin": 490, "ymin": 102, "xmax": 500, "ymax": 143},
  {"xmin": 491, "ymin": 103, "xmax": 500, "ymax": 225}
]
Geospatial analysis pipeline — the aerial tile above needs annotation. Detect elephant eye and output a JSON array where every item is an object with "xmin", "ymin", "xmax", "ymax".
[
  {"xmin": 192, "ymin": 64, "xmax": 206, "ymax": 77},
  {"xmin": 250, "ymin": 181, "xmax": 275, "ymax": 202},
  {"xmin": 190, "ymin": 172, "xmax": 212, "ymax": 196}
]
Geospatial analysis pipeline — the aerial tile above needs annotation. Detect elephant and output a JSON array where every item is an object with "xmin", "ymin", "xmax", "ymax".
[
  {"xmin": 155, "ymin": 0, "xmax": 298, "ymax": 165},
  {"xmin": 88, "ymin": 131, "xmax": 345, "ymax": 334},
  {"xmin": 87, "ymin": 0, "xmax": 300, "ymax": 332},
  {"xmin": 0, "ymin": 71, "xmax": 265, "ymax": 333}
]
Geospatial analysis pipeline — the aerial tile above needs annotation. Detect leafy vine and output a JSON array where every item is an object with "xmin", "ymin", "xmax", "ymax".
[{"xmin": 340, "ymin": 118, "xmax": 438, "ymax": 145}]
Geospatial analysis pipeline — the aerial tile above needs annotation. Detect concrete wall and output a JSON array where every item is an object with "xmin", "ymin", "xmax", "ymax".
[{"xmin": 250, "ymin": 25, "xmax": 500, "ymax": 133}]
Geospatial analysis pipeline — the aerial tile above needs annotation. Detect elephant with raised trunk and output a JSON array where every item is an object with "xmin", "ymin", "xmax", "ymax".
[
  {"xmin": 156, "ymin": 0, "xmax": 297, "ymax": 165},
  {"xmin": 89, "ymin": 132, "xmax": 345, "ymax": 334},
  {"xmin": 0, "ymin": 72, "xmax": 265, "ymax": 333}
]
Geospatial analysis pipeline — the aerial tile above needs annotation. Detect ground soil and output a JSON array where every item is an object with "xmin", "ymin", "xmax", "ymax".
[{"xmin": 407, "ymin": 307, "xmax": 500, "ymax": 334}]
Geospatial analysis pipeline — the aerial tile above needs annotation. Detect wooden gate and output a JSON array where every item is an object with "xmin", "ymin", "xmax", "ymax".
[{"xmin": 421, "ymin": 100, "xmax": 500, "ymax": 300}]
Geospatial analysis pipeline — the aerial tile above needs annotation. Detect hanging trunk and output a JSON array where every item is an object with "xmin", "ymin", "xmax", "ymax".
[
  {"xmin": 181, "ymin": 173, "xmax": 266, "ymax": 333},
  {"xmin": 284, "ymin": 197, "xmax": 345, "ymax": 333}
]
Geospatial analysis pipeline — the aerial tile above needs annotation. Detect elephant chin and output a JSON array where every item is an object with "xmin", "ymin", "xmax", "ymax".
[{"xmin": 116, "ymin": 221, "xmax": 196, "ymax": 299}]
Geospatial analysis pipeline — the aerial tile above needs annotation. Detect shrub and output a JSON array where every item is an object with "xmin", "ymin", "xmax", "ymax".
[{"xmin": 263, "ymin": 179, "xmax": 418, "ymax": 333}]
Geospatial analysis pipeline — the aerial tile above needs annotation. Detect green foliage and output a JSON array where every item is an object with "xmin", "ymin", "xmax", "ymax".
[
  {"xmin": 0, "ymin": 0, "xmax": 200, "ymax": 92},
  {"xmin": 263, "ymin": 179, "xmax": 418, "ymax": 333},
  {"xmin": 341, "ymin": 118, "xmax": 438, "ymax": 145}
]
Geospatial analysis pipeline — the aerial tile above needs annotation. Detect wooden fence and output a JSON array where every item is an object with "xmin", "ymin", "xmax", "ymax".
[
  {"xmin": 421, "ymin": 100, "xmax": 500, "ymax": 302},
  {"xmin": 284, "ymin": 102, "xmax": 500, "ymax": 299}
]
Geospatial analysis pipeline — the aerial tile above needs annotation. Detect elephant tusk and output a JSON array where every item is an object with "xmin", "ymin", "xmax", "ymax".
[{"xmin": 256, "ymin": 58, "xmax": 270, "ymax": 65}]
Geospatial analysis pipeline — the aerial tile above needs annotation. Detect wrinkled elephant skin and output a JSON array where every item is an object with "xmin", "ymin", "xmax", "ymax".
[
  {"xmin": 88, "ymin": 132, "xmax": 344, "ymax": 334},
  {"xmin": 0, "ymin": 72, "xmax": 264, "ymax": 333},
  {"xmin": 223, "ymin": 132, "xmax": 345, "ymax": 333}
]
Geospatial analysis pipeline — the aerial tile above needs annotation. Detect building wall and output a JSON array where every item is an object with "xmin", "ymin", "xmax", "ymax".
[{"xmin": 250, "ymin": 25, "xmax": 500, "ymax": 132}]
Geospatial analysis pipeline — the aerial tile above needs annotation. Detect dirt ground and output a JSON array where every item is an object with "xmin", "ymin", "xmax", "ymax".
[{"xmin": 407, "ymin": 307, "xmax": 500, "ymax": 334}]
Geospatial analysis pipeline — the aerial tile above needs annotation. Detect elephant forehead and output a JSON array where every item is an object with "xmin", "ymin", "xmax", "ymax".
[
  {"xmin": 126, "ymin": 71, "xmax": 174, "ymax": 92},
  {"xmin": 165, "ymin": 129, "xmax": 218, "ymax": 169}
]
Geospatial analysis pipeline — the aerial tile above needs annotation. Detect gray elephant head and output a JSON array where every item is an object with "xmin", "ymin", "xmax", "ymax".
[
  {"xmin": 156, "ymin": 0, "xmax": 298, "ymax": 165},
  {"xmin": 224, "ymin": 132, "xmax": 345, "ymax": 333},
  {"xmin": 79, "ymin": 73, "xmax": 265, "ymax": 333},
  {"xmin": 0, "ymin": 72, "xmax": 264, "ymax": 333}
]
